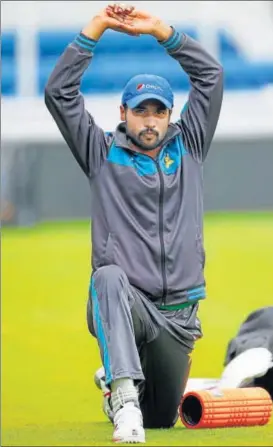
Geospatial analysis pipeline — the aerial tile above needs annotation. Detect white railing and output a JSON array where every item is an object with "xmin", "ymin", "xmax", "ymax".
[{"xmin": 2, "ymin": 87, "xmax": 273, "ymax": 142}]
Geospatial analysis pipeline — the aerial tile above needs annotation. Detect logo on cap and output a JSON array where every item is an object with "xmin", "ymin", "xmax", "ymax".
[{"xmin": 136, "ymin": 83, "xmax": 163, "ymax": 92}]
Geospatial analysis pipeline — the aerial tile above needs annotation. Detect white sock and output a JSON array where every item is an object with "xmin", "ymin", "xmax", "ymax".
[
  {"xmin": 111, "ymin": 378, "xmax": 139, "ymax": 415},
  {"xmin": 111, "ymin": 378, "xmax": 134, "ymax": 392}
]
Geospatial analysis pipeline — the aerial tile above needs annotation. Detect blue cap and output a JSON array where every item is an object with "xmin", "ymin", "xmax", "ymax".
[{"xmin": 122, "ymin": 74, "xmax": 174, "ymax": 110}]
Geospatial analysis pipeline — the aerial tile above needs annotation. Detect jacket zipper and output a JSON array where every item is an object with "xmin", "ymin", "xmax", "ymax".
[{"xmin": 155, "ymin": 159, "xmax": 167, "ymax": 306}]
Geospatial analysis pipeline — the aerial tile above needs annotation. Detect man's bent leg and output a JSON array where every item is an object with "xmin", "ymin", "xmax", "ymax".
[
  {"xmin": 87, "ymin": 265, "xmax": 145, "ymax": 386},
  {"xmin": 139, "ymin": 329, "xmax": 192, "ymax": 429},
  {"xmin": 87, "ymin": 265, "xmax": 148, "ymax": 443}
]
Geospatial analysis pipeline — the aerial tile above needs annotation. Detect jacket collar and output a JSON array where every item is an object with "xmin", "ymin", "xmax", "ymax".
[{"xmin": 114, "ymin": 122, "xmax": 180, "ymax": 152}]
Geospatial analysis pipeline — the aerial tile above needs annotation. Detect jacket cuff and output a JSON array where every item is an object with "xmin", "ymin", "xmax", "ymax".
[
  {"xmin": 74, "ymin": 33, "xmax": 98, "ymax": 52},
  {"xmin": 159, "ymin": 27, "xmax": 183, "ymax": 51}
]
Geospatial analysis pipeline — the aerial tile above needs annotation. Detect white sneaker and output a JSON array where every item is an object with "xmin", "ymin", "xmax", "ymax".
[
  {"xmin": 113, "ymin": 402, "xmax": 145, "ymax": 444},
  {"xmin": 219, "ymin": 347, "xmax": 273, "ymax": 388},
  {"xmin": 94, "ymin": 366, "xmax": 114, "ymax": 423}
]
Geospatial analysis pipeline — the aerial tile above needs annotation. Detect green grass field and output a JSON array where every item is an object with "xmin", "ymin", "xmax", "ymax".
[{"xmin": 2, "ymin": 212, "xmax": 273, "ymax": 446}]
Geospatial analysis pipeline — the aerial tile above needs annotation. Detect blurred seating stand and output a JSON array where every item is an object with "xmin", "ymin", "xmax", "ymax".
[{"xmin": 1, "ymin": 27, "xmax": 273, "ymax": 97}]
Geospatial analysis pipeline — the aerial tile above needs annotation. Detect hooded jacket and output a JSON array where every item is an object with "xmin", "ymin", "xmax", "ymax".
[{"xmin": 45, "ymin": 27, "xmax": 223, "ymax": 309}]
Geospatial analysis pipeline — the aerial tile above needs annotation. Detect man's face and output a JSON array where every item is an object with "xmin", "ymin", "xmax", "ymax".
[{"xmin": 120, "ymin": 99, "xmax": 172, "ymax": 151}]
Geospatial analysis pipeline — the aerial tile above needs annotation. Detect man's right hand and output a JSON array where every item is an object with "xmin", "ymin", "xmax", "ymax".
[{"xmin": 82, "ymin": 4, "xmax": 139, "ymax": 41}]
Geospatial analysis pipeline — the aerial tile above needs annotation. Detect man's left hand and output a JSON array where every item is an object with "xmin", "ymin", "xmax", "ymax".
[{"xmin": 106, "ymin": 3, "xmax": 173, "ymax": 41}]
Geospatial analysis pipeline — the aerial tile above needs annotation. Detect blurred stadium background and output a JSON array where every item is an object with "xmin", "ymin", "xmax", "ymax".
[
  {"xmin": 1, "ymin": 1, "xmax": 273, "ymax": 446},
  {"xmin": 2, "ymin": 0, "xmax": 273, "ymax": 224}
]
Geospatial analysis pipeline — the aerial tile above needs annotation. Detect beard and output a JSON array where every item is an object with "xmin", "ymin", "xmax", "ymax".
[{"xmin": 126, "ymin": 127, "xmax": 165, "ymax": 151}]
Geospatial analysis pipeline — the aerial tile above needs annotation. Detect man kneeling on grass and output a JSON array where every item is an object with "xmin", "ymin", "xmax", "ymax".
[{"xmin": 45, "ymin": 2, "xmax": 223, "ymax": 443}]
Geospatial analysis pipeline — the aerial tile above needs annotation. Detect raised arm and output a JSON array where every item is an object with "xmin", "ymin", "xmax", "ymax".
[
  {"xmin": 160, "ymin": 29, "xmax": 223, "ymax": 162},
  {"xmin": 44, "ymin": 7, "xmax": 135, "ymax": 177},
  {"xmin": 106, "ymin": 5, "xmax": 224, "ymax": 163}
]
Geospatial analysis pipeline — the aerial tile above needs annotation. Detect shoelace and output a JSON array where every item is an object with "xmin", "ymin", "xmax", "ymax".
[
  {"xmin": 117, "ymin": 387, "xmax": 125, "ymax": 407},
  {"xmin": 111, "ymin": 386, "xmax": 139, "ymax": 414}
]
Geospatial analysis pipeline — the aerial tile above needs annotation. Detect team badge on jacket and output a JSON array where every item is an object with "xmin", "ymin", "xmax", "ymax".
[{"xmin": 164, "ymin": 153, "xmax": 174, "ymax": 169}]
